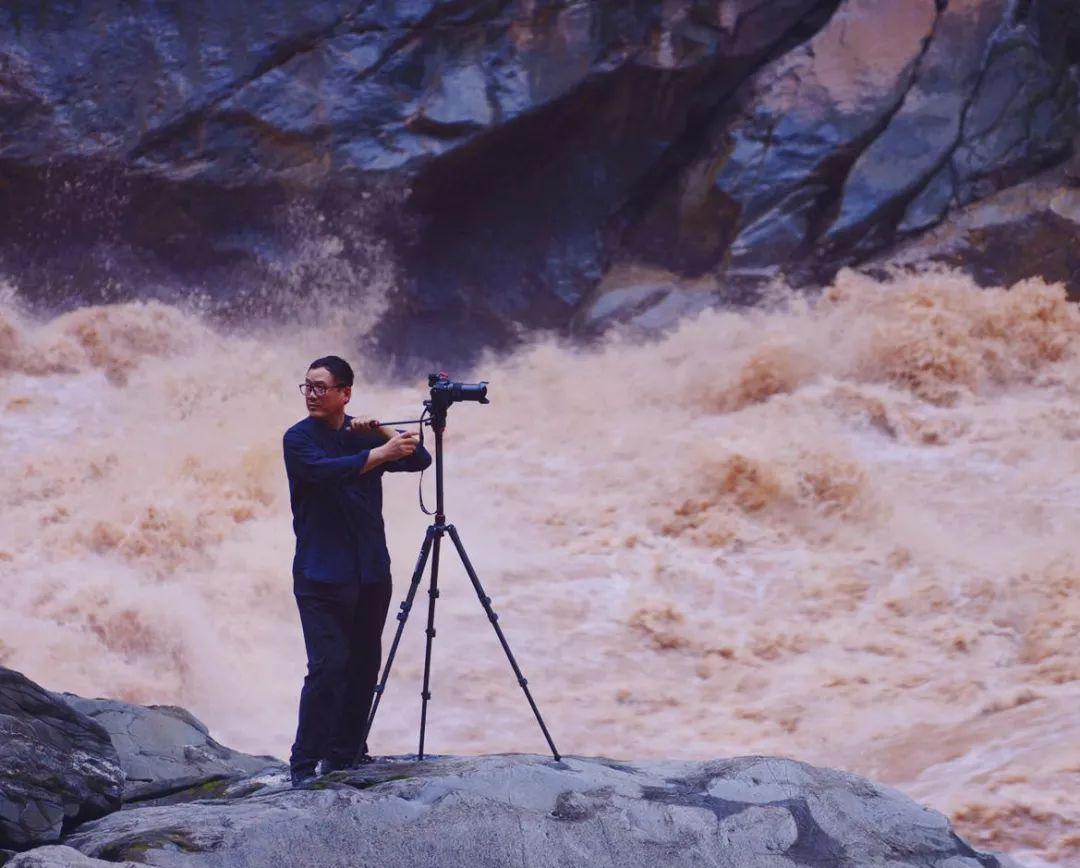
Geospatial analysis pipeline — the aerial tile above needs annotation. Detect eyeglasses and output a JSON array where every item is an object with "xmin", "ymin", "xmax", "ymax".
[{"xmin": 299, "ymin": 382, "xmax": 346, "ymax": 398}]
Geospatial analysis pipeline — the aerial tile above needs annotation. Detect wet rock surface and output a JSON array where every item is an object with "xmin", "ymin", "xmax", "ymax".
[
  {"xmin": 0, "ymin": 669, "xmax": 122, "ymax": 851},
  {"xmin": 2, "ymin": 1, "xmax": 1076, "ymax": 364},
  {"xmin": 38, "ymin": 755, "xmax": 1023, "ymax": 868}
]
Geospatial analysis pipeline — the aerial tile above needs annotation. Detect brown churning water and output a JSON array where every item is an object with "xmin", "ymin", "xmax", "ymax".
[{"xmin": 0, "ymin": 267, "xmax": 1076, "ymax": 866}]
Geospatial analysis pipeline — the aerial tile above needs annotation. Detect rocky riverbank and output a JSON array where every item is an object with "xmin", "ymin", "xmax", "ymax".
[{"xmin": 0, "ymin": 666, "xmax": 1025, "ymax": 867}]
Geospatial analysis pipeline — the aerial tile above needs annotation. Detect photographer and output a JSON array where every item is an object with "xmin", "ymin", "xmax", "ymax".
[{"xmin": 283, "ymin": 355, "xmax": 431, "ymax": 787}]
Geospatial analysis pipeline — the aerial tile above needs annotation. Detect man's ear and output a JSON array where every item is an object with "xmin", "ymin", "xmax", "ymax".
[{"xmin": 343, "ymin": 386, "xmax": 352, "ymax": 403}]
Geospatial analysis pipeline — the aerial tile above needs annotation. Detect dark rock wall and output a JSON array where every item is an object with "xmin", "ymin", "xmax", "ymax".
[
  {"xmin": 1, "ymin": 0, "xmax": 1077, "ymax": 364},
  {"xmin": 619, "ymin": 0, "xmax": 1078, "ymax": 289},
  {"xmin": 0, "ymin": 669, "xmax": 122, "ymax": 851}
]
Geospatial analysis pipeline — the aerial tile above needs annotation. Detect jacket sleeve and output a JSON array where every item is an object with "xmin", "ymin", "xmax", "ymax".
[
  {"xmin": 283, "ymin": 428, "xmax": 370, "ymax": 485},
  {"xmin": 383, "ymin": 444, "xmax": 432, "ymax": 473}
]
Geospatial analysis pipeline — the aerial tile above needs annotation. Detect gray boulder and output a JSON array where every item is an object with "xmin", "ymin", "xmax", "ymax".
[
  {"xmin": 54, "ymin": 695, "xmax": 284, "ymax": 805},
  {"xmin": 5, "ymin": 844, "xmax": 139, "ymax": 867},
  {"xmin": 46, "ymin": 753, "xmax": 1018, "ymax": 868},
  {"xmin": 0, "ymin": 669, "xmax": 122, "ymax": 851}
]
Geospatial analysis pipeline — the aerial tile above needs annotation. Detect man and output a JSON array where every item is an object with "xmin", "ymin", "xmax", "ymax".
[{"xmin": 283, "ymin": 355, "xmax": 431, "ymax": 787}]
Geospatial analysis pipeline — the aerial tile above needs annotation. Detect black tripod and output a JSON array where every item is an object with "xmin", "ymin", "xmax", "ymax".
[{"xmin": 356, "ymin": 377, "xmax": 561, "ymax": 762}]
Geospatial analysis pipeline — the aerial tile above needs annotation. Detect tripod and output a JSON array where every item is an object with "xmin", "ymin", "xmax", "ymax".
[{"xmin": 356, "ymin": 389, "xmax": 561, "ymax": 762}]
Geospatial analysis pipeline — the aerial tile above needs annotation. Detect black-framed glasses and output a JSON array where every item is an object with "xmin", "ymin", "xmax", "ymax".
[{"xmin": 299, "ymin": 382, "xmax": 345, "ymax": 398}]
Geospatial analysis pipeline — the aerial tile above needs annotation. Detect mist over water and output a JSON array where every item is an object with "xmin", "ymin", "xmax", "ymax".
[{"xmin": 0, "ymin": 268, "xmax": 1076, "ymax": 866}]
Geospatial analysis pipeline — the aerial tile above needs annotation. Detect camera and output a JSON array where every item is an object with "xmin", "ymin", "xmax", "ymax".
[{"xmin": 428, "ymin": 372, "xmax": 489, "ymax": 406}]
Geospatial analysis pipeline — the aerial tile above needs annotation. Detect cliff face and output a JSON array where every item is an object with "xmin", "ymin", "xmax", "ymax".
[{"xmin": 1, "ymin": 1, "xmax": 1077, "ymax": 361}]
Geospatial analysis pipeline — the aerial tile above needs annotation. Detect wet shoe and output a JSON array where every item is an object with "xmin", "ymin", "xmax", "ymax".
[
  {"xmin": 290, "ymin": 766, "xmax": 317, "ymax": 787},
  {"xmin": 320, "ymin": 753, "xmax": 375, "ymax": 774}
]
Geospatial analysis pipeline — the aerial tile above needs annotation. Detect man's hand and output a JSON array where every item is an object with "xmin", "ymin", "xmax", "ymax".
[
  {"xmin": 358, "ymin": 428, "xmax": 422, "ymax": 475},
  {"xmin": 375, "ymin": 430, "xmax": 419, "ymax": 462},
  {"xmin": 350, "ymin": 418, "xmax": 397, "ymax": 440},
  {"xmin": 349, "ymin": 417, "xmax": 381, "ymax": 434}
]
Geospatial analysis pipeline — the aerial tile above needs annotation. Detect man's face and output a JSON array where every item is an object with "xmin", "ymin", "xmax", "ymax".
[{"xmin": 303, "ymin": 366, "xmax": 351, "ymax": 423}]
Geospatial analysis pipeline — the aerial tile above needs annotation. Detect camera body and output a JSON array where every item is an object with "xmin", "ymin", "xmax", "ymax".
[{"xmin": 428, "ymin": 372, "xmax": 489, "ymax": 407}]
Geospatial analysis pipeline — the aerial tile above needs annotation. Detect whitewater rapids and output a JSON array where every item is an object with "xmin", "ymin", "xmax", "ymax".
[{"xmin": 0, "ymin": 267, "xmax": 1076, "ymax": 866}]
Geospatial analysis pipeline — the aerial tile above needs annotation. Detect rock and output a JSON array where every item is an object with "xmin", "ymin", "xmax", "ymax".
[
  {"xmin": 571, "ymin": 264, "xmax": 723, "ymax": 335},
  {"xmin": 54, "ymin": 695, "xmax": 284, "ymax": 804},
  {"xmin": 52, "ymin": 753, "xmax": 1017, "ymax": 868},
  {"xmin": 0, "ymin": 1, "xmax": 1076, "ymax": 361},
  {"xmin": 0, "ymin": 669, "xmax": 122, "ymax": 851},
  {"xmin": 616, "ymin": 0, "xmax": 1078, "ymax": 298},
  {"xmin": 1, "ymin": 669, "xmax": 1024, "ymax": 866},
  {"xmin": 866, "ymin": 162, "xmax": 1080, "ymax": 300},
  {"xmin": 821, "ymin": 0, "xmax": 1010, "ymax": 248},
  {"xmin": 4, "ymin": 844, "xmax": 139, "ymax": 867},
  {"xmin": 949, "ymin": 1, "xmax": 1079, "ymax": 204},
  {"xmin": 1, "ymin": 0, "xmax": 823, "ymax": 352}
]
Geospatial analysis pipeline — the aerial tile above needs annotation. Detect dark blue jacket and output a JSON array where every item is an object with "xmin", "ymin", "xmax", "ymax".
[{"xmin": 283, "ymin": 415, "xmax": 431, "ymax": 584}]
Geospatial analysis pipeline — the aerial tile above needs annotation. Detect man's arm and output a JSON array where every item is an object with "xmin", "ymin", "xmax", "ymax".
[
  {"xmin": 382, "ymin": 443, "xmax": 432, "ymax": 473},
  {"xmin": 358, "ymin": 444, "xmax": 394, "ymax": 475},
  {"xmin": 283, "ymin": 429, "xmax": 371, "ymax": 484},
  {"xmin": 357, "ymin": 428, "xmax": 430, "ymax": 474}
]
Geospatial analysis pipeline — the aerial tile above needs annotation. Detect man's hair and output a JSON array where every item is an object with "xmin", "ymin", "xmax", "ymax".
[{"xmin": 308, "ymin": 355, "xmax": 354, "ymax": 388}]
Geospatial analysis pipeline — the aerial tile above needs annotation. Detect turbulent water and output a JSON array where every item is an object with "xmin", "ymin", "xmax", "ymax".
[{"xmin": 0, "ymin": 267, "xmax": 1076, "ymax": 866}]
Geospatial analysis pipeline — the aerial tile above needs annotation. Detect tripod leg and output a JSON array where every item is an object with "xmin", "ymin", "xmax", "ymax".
[
  {"xmin": 444, "ymin": 524, "xmax": 561, "ymax": 761},
  {"xmin": 418, "ymin": 527, "xmax": 444, "ymax": 760},
  {"xmin": 356, "ymin": 524, "xmax": 436, "ymax": 764}
]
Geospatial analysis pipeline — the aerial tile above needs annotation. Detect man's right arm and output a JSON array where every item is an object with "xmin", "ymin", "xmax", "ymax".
[
  {"xmin": 358, "ymin": 445, "xmax": 392, "ymax": 475},
  {"xmin": 283, "ymin": 429, "xmax": 372, "ymax": 484},
  {"xmin": 358, "ymin": 431, "xmax": 420, "ymax": 475}
]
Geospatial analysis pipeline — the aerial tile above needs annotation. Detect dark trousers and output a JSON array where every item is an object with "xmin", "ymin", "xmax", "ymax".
[{"xmin": 289, "ymin": 576, "xmax": 392, "ymax": 772}]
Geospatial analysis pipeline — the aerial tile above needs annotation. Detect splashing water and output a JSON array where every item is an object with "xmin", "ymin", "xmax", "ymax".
[{"xmin": 0, "ymin": 267, "xmax": 1076, "ymax": 866}]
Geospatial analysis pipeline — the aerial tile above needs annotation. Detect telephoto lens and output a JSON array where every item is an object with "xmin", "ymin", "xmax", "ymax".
[{"xmin": 449, "ymin": 381, "xmax": 487, "ymax": 403}]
